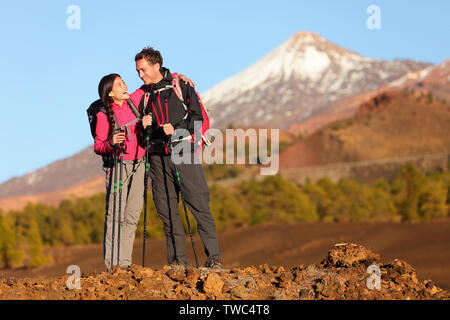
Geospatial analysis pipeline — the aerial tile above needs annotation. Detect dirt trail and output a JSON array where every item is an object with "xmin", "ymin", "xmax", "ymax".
[
  {"xmin": 1, "ymin": 221, "xmax": 449, "ymax": 297},
  {"xmin": 0, "ymin": 243, "xmax": 448, "ymax": 300}
]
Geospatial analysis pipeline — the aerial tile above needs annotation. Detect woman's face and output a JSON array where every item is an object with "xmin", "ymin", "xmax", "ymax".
[{"xmin": 109, "ymin": 77, "xmax": 130, "ymax": 103}]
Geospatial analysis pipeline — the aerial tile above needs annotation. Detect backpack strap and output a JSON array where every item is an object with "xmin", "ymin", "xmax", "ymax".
[
  {"xmin": 107, "ymin": 100, "xmax": 141, "ymax": 140},
  {"xmin": 117, "ymin": 100, "xmax": 141, "ymax": 140},
  {"xmin": 172, "ymin": 78, "xmax": 188, "ymax": 114},
  {"xmin": 172, "ymin": 78, "xmax": 183, "ymax": 102},
  {"xmin": 153, "ymin": 84, "xmax": 174, "ymax": 94},
  {"xmin": 138, "ymin": 92, "xmax": 152, "ymax": 117},
  {"xmin": 126, "ymin": 99, "xmax": 141, "ymax": 120},
  {"xmin": 171, "ymin": 79, "xmax": 189, "ymax": 123}
]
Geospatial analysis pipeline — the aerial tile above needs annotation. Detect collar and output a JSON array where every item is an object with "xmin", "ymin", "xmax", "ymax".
[
  {"xmin": 153, "ymin": 67, "xmax": 173, "ymax": 90},
  {"xmin": 111, "ymin": 100, "xmax": 127, "ymax": 109}
]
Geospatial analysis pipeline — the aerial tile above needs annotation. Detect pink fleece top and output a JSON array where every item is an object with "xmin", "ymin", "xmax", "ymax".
[{"xmin": 94, "ymin": 88, "xmax": 146, "ymax": 161}]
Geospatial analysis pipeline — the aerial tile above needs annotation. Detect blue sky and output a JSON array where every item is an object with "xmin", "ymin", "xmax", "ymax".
[{"xmin": 1, "ymin": 0, "xmax": 449, "ymax": 184}]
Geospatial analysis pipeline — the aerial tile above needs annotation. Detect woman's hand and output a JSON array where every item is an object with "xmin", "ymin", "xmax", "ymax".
[
  {"xmin": 174, "ymin": 73, "xmax": 194, "ymax": 87},
  {"xmin": 142, "ymin": 115, "xmax": 152, "ymax": 129},
  {"xmin": 110, "ymin": 132, "xmax": 125, "ymax": 146}
]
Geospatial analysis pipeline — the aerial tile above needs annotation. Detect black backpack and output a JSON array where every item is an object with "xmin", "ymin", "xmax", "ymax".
[{"xmin": 86, "ymin": 99, "xmax": 141, "ymax": 169}]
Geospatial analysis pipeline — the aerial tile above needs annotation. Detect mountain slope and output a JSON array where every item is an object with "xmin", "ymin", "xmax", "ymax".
[
  {"xmin": 287, "ymin": 58, "xmax": 450, "ymax": 138},
  {"xmin": 280, "ymin": 89, "xmax": 450, "ymax": 169},
  {"xmin": 389, "ymin": 58, "xmax": 450, "ymax": 101},
  {"xmin": 0, "ymin": 146, "xmax": 103, "ymax": 200},
  {"xmin": 0, "ymin": 176, "xmax": 105, "ymax": 213},
  {"xmin": 286, "ymin": 87, "xmax": 385, "ymax": 137},
  {"xmin": 202, "ymin": 31, "xmax": 431, "ymax": 129}
]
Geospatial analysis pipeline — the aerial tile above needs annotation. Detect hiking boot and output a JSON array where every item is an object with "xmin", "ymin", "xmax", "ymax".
[
  {"xmin": 169, "ymin": 260, "xmax": 187, "ymax": 272},
  {"xmin": 205, "ymin": 258, "xmax": 224, "ymax": 270}
]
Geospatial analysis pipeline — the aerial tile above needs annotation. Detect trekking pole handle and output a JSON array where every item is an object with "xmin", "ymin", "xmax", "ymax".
[
  {"xmin": 143, "ymin": 112, "xmax": 152, "ymax": 137},
  {"xmin": 146, "ymin": 125, "xmax": 152, "ymax": 137},
  {"xmin": 117, "ymin": 127, "xmax": 126, "ymax": 153}
]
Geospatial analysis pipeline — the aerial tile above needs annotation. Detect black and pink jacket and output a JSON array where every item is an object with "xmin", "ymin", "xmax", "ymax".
[
  {"xmin": 139, "ymin": 67, "xmax": 204, "ymax": 155},
  {"xmin": 94, "ymin": 89, "xmax": 146, "ymax": 161}
]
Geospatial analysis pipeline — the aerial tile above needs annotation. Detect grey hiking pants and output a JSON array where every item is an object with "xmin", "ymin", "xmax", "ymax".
[
  {"xmin": 150, "ymin": 154, "xmax": 220, "ymax": 267},
  {"xmin": 104, "ymin": 158, "xmax": 145, "ymax": 269}
]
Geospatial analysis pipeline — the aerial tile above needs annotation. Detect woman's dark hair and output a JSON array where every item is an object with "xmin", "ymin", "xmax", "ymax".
[{"xmin": 98, "ymin": 73, "xmax": 120, "ymax": 135}]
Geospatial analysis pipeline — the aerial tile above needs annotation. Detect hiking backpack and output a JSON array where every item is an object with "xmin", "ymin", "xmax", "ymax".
[
  {"xmin": 86, "ymin": 98, "xmax": 141, "ymax": 168},
  {"xmin": 148, "ymin": 77, "xmax": 211, "ymax": 149}
]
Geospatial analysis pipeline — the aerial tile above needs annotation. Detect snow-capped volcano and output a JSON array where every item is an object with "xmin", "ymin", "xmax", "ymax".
[{"xmin": 201, "ymin": 31, "xmax": 431, "ymax": 129}]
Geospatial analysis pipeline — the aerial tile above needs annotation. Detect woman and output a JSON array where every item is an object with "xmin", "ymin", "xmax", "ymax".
[{"xmin": 95, "ymin": 73, "xmax": 152, "ymax": 270}]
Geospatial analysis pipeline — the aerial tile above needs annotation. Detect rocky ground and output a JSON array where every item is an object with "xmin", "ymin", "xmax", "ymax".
[{"xmin": 0, "ymin": 243, "xmax": 448, "ymax": 300}]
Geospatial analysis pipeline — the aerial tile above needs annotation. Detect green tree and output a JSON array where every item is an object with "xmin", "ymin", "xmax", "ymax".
[
  {"xmin": 284, "ymin": 189, "xmax": 318, "ymax": 222},
  {"xmin": 27, "ymin": 218, "xmax": 52, "ymax": 268},
  {"xmin": 302, "ymin": 182, "xmax": 335, "ymax": 222},
  {"xmin": 55, "ymin": 218, "xmax": 75, "ymax": 246},
  {"xmin": 239, "ymin": 175, "xmax": 318, "ymax": 224},
  {"xmin": 418, "ymin": 181, "xmax": 448, "ymax": 220},
  {"xmin": 74, "ymin": 221, "xmax": 91, "ymax": 244},
  {"xmin": 369, "ymin": 186, "xmax": 399, "ymax": 222},
  {"xmin": 268, "ymin": 177, "xmax": 318, "ymax": 222},
  {"xmin": 337, "ymin": 179, "xmax": 373, "ymax": 222},
  {"xmin": 371, "ymin": 179, "xmax": 392, "ymax": 194},
  {"xmin": 210, "ymin": 184, "xmax": 249, "ymax": 230},
  {"xmin": 316, "ymin": 178, "xmax": 345, "ymax": 222},
  {"xmin": 238, "ymin": 178, "xmax": 271, "ymax": 225},
  {"xmin": 391, "ymin": 163, "xmax": 426, "ymax": 221},
  {"xmin": 0, "ymin": 215, "xmax": 24, "ymax": 268}
]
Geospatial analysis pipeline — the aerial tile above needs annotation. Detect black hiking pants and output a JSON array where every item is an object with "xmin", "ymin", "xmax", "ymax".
[{"xmin": 150, "ymin": 153, "xmax": 221, "ymax": 267}]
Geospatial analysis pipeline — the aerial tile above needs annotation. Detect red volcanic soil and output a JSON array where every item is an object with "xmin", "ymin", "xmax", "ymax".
[{"xmin": 1, "ymin": 221, "xmax": 449, "ymax": 300}]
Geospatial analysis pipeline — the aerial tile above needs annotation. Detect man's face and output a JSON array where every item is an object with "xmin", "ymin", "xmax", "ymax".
[{"xmin": 136, "ymin": 59, "xmax": 160, "ymax": 85}]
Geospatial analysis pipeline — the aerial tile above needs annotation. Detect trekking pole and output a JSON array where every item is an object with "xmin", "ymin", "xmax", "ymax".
[
  {"xmin": 110, "ymin": 149, "xmax": 119, "ymax": 270},
  {"xmin": 142, "ymin": 125, "xmax": 151, "ymax": 267},
  {"xmin": 169, "ymin": 142, "xmax": 199, "ymax": 268},
  {"xmin": 116, "ymin": 137, "xmax": 125, "ymax": 266}
]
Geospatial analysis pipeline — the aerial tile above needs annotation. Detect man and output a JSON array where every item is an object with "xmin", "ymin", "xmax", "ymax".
[{"xmin": 135, "ymin": 47, "xmax": 222, "ymax": 270}]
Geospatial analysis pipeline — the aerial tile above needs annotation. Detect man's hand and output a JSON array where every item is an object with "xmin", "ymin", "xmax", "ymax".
[
  {"xmin": 174, "ymin": 73, "xmax": 194, "ymax": 87},
  {"xmin": 162, "ymin": 123, "xmax": 175, "ymax": 136},
  {"xmin": 142, "ymin": 114, "xmax": 152, "ymax": 129}
]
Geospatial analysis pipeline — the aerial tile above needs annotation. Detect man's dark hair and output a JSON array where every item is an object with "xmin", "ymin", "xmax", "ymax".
[{"xmin": 135, "ymin": 47, "xmax": 163, "ymax": 66}]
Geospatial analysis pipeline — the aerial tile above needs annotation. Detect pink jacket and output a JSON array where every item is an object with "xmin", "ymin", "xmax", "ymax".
[{"xmin": 94, "ymin": 88, "xmax": 146, "ymax": 161}]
